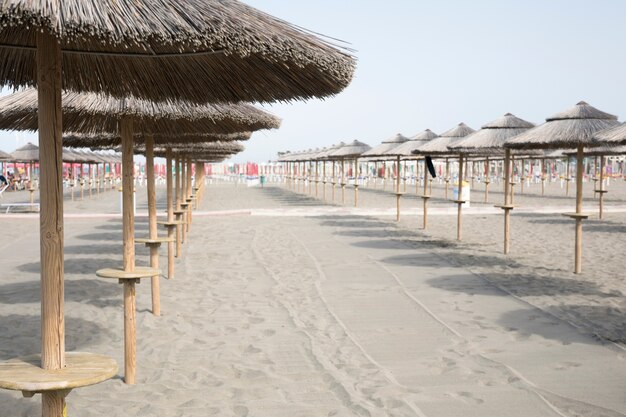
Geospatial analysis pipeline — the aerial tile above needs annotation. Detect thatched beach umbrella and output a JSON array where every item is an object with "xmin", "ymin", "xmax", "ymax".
[
  {"xmin": 506, "ymin": 101, "xmax": 619, "ymax": 274},
  {"xmin": 450, "ymin": 114, "xmax": 535, "ymax": 253},
  {"xmin": 563, "ymin": 145, "xmax": 626, "ymax": 219},
  {"xmin": 321, "ymin": 142, "xmax": 346, "ymax": 202},
  {"xmin": 385, "ymin": 129, "xmax": 438, "ymax": 227},
  {"xmin": 327, "ymin": 140, "xmax": 371, "ymax": 206},
  {"xmin": 362, "ymin": 133, "xmax": 410, "ymax": 196},
  {"xmin": 413, "ymin": 123, "xmax": 476, "ymax": 240},
  {"xmin": 0, "ymin": 3, "xmax": 353, "ymax": 411},
  {"xmin": 0, "ymin": 90, "xmax": 281, "ymax": 387}
]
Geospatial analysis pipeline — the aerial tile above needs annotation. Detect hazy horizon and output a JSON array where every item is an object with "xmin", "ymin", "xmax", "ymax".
[{"xmin": 2, "ymin": 0, "xmax": 626, "ymax": 163}]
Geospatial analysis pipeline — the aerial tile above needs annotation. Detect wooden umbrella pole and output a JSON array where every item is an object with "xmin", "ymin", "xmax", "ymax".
[
  {"xmin": 574, "ymin": 146, "xmax": 584, "ymax": 274},
  {"xmin": 423, "ymin": 159, "xmax": 429, "ymax": 229},
  {"xmin": 175, "ymin": 156, "xmax": 183, "ymax": 255},
  {"xmin": 186, "ymin": 158, "xmax": 192, "ymax": 230},
  {"xmin": 510, "ymin": 155, "xmax": 516, "ymax": 205},
  {"xmin": 120, "ymin": 117, "xmax": 138, "ymax": 384},
  {"xmin": 145, "ymin": 135, "xmax": 160, "ymax": 316},
  {"xmin": 181, "ymin": 158, "xmax": 188, "ymax": 240},
  {"xmin": 541, "ymin": 158, "xmax": 546, "ymax": 196},
  {"xmin": 445, "ymin": 158, "xmax": 450, "ymax": 199},
  {"xmin": 599, "ymin": 155, "xmax": 605, "ymax": 219},
  {"xmin": 396, "ymin": 156, "xmax": 401, "ymax": 222},
  {"xmin": 484, "ymin": 157, "xmax": 490, "ymax": 203},
  {"xmin": 354, "ymin": 158, "xmax": 359, "ymax": 207},
  {"xmin": 322, "ymin": 161, "xmax": 326, "ymax": 201},
  {"xmin": 566, "ymin": 158, "xmax": 571, "ymax": 196},
  {"xmin": 315, "ymin": 161, "xmax": 319, "ymax": 197},
  {"xmin": 166, "ymin": 149, "xmax": 175, "ymax": 278},
  {"xmin": 331, "ymin": 161, "xmax": 336, "ymax": 202},
  {"xmin": 503, "ymin": 149, "xmax": 512, "ymax": 254},
  {"xmin": 37, "ymin": 30, "xmax": 68, "ymax": 417},
  {"xmin": 456, "ymin": 154, "xmax": 464, "ymax": 241},
  {"xmin": 341, "ymin": 159, "xmax": 346, "ymax": 204}
]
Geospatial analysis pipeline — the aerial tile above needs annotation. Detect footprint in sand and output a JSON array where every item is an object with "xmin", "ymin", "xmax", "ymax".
[
  {"xmin": 234, "ymin": 405, "xmax": 249, "ymax": 416},
  {"xmin": 248, "ymin": 316, "xmax": 265, "ymax": 324},
  {"xmin": 554, "ymin": 361, "xmax": 582, "ymax": 371}
]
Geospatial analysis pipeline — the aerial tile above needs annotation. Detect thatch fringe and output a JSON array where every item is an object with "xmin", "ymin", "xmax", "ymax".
[
  {"xmin": 327, "ymin": 140, "xmax": 371, "ymax": 159},
  {"xmin": 506, "ymin": 102, "xmax": 619, "ymax": 150},
  {"xmin": 412, "ymin": 123, "xmax": 475, "ymax": 156},
  {"xmin": 63, "ymin": 132, "xmax": 251, "ymax": 148},
  {"xmin": 385, "ymin": 129, "xmax": 438, "ymax": 157},
  {"xmin": 0, "ymin": 89, "xmax": 281, "ymax": 135},
  {"xmin": 450, "ymin": 113, "xmax": 535, "ymax": 155},
  {"xmin": 593, "ymin": 122, "xmax": 626, "ymax": 146},
  {"xmin": 361, "ymin": 133, "xmax": 409, "ymax": 158},
  {"xmin": 0, "ymin": 0, "xmax": 355, "ymax": 103}
]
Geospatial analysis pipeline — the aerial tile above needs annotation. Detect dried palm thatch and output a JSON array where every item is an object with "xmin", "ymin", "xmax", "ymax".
[
  {"xmin": 63, "ymin": 132, "xmax": 251, "ymax": 149},
  {"xmin": 0, "ymin": 89, "xmax": 281, "ymax": 135},
  {"xmin": 327, "ymin": 140, "xmax": 371, "ymax": 159},
  {"xmin": 385, "ymin": 129, "xmax": 439, "ymax": 157},
  {"xmin": 563, "ymin": 145, "xmax": 626, "ymax": 157},
  {"xmin": 10, "ymin": 141, "xmax": 39, "ymax": 161},
  {"xmin": 505, "ymin": 102, "xmax": 619, "ymax": 150},
  {"xmin": 412, "ymin": 123, "xmax": 475, "ymax": 156},
  {"xmin": 361, "ymin": 133, "xmax": 409, "ymax": 158},
  {"xmin": 149, "ymin": 141, "xmax": 245, "ymax": 155},
  {"xmin": 0, "ymin": 1, "xmax": 355, "ymax": 103},
  {"xmin": 592, "ymin": 122, "xmax": 626, "ymax": 146},
  {"xmin": 316, "ymin": 142, "xmax": 346, "ymax": 160},
  {"xmin": 450, "ymin": 113, "xmax": 535, "ymax": 155},
  {"xmin": 0, "ymin": 149, "xmax": 12, "ymax": 161}
]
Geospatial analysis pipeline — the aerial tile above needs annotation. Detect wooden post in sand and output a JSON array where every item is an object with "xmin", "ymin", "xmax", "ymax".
[
  {"xmin": 165, "ymin": 149, "xmax": 175, "ymax": 278},
  {"xmin": 122, "ymin": 119, "xmax": 136, "ymax": 382},
  {"xmin": 315, "ymin": 161, "xmax": 319, "ymax": 197},
  {"xmin": 38, "ymin": 31, "xmax": 66, "ymax": 416},
  {"xmin": 598, "ymin": 155, "xmax": 606, "ymax": 219},
  {"xmin": 500, "ymin": 149, "xmax": 514, "ymax": 254},
  {"xmin": 331, "ymin": 161, "xmax": 336, "ymax": 202},
  {"xmin": 565, "ymin": 157, "xmax": 571, "ymax": 197},
  {"xmin": 395, "ymin": 156, "xmax": 402, "ymax": 222},
  {"xmin": 186, "ymin": 158, "xmax": 193, "ymax": 230},
  {"xmin": 175, "ymin": 156, "xmax": 183, "ymax": 254},
  {"xmin": 568, "ymin": 146, "xmax": 588, "ymax": 274},
  {"xmin": 354, "ymin": 158, "xmax": 359, "ymax": 207},
  {"xmin": 444, "ymin": 158, "xmax": 450, "ymax": 199},
  {"xmin": 541, "ymin": 158, "xmax": 546, "ymax": 196},
  {"xmin": 484, "ymin": 157, "xmax": 490, "ymax": 203},
  {"xmin": 341, "ymin": 159, "xmax": 346, "ymax": 204},
  {"xmin": 145, "ymin": 135, "xmax": 160, "ymax": 316},
  {"xmin": 455, "ymin": 154, "xmax": 464, "ymax": 241},
  {"xmin": 422, "ymin": 158, "xmax": 430, "ymax": 229},
  {"xmin": 322, "ymin": 161, "xmax": 327, "ymax": 201}
]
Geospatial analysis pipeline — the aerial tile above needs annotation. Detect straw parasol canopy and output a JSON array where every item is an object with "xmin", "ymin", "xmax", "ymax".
[
  {"xmin": 361, "ymin": 133, "xmax": 409, "ymax": 158},
  {"xmin": 0, "ymin": 149, "xmax": 12, "ymax": 161},
  {"xmin": 10, "ymin": 142, "xmax": 39, "ymax": 162},
  {"xmin": 0, "ymin": 89, "xmax": 281, "ymax": 135},
  {"xmin": 153, "ymin": 141, "xmax": 245, "ymax": 156},
  {"xmin": 450, "ymin": 114, "xmax": 535, "ymax": 155},
  {"xmin": 63, "ymin": 132, "xmax": 252, "ymax": 149},
  {"xmin": 593, "ymin": 122, "xmax": 626, "ymax": 146},
  {"xmin": 504, "ymin": 101, "xmax": 620, "ymax": 274},
  {"xmin": 0, "ymin": 1, "xmax": 356, "ymax": 104},
  {"xmin": 412, "ymin": 123, "xmax": 476, "ymax": 156},
  {"xmin": 316, "ymin": 142, "xmax": 346, "ymax": 160},
  {"xmin": 327, "ymin": 140, "xmax": 371, "ymax": 159},
  {"xmin": 505, "ymin": 102, "xmax": 619, "ymax": 150},
  {"xmin": 385, "ymin": 129, "xmax": 439, "ymax": 157}
]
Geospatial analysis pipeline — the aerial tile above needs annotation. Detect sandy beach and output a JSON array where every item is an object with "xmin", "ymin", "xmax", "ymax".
[{"xmin": 0, "ymin": 179, "xmax": 624, "ymax": 416}]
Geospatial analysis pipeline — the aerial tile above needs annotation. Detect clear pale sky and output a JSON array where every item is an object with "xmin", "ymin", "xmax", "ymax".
[{"xmin": 2, "ymin": 1, "xmax": 626, "ymax": 162}]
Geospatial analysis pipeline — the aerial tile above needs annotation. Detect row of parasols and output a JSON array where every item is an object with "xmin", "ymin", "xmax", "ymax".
[
  {"xmin": 0, "ymin": 1, "xmax": 357, "ymax": 415},
  {"xmin": 278, "ymin": 103, "xmax": 626, "ymax": 276}
]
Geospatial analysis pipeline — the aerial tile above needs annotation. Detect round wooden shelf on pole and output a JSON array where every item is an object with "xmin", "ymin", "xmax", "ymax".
[
  {"xmin": 0, "ymin": 353, "xmax": 117, "ymax": 398},
  {"xmin": 97, "ymin": 266, "xmax": 160, "ymax": 282},
  {"xmin": 561, "ymin": 212, "xmax": 591, "ymax": 220}
]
